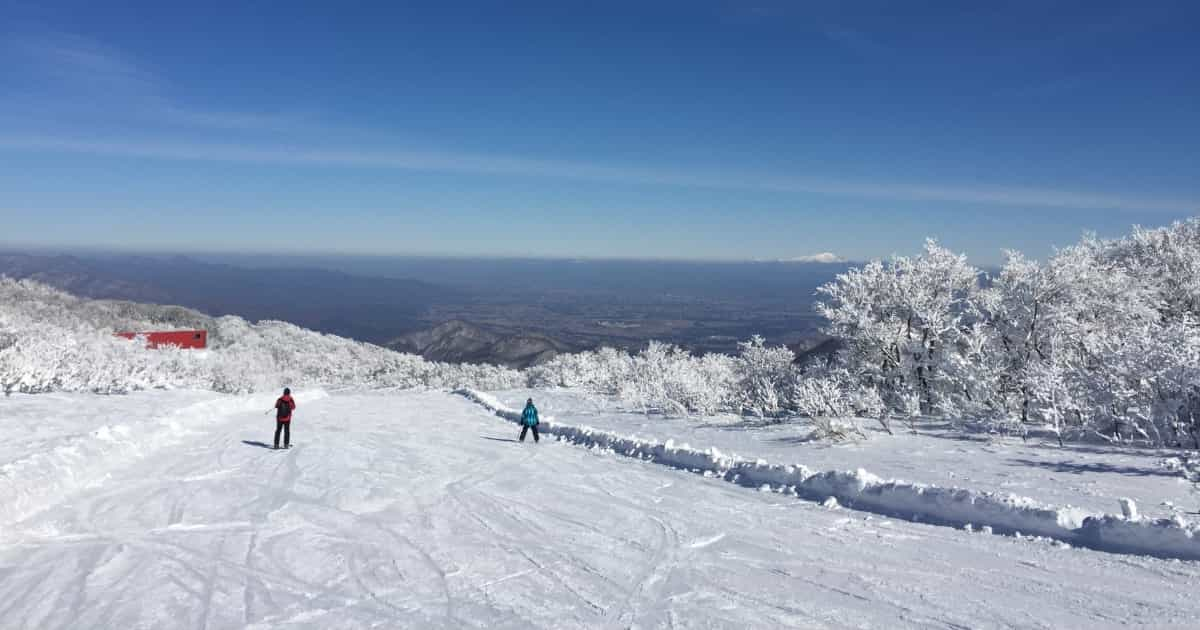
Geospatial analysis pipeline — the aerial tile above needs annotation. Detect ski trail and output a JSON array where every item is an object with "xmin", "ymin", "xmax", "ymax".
[{"xmin": 1, "ymin": 391, "xmax": 1199, "ymax": 628}]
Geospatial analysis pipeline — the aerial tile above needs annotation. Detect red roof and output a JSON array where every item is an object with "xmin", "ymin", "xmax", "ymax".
[{"xmin": 116, "ymin": 330, "xmax": 207, "ymax": 349}]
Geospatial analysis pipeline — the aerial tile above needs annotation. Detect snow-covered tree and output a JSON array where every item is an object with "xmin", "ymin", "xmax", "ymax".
[
  {"xmin": 817, "ymin": 240, "xmax": 983, "ymax": 417},
  {"xmin": 733, "ymin": 335, "xmax": 796, "ymax": 417},
  {"xmin": 977, "ymin": 251, "xmax": 1063, "ymax": 423},
  {"xmin": 0, "ymin": 277, "xmax": 525, "ymax": 395},
  {"xmin": 813, "ymin": 221, "xmax": 1200, "ymax": 446}
]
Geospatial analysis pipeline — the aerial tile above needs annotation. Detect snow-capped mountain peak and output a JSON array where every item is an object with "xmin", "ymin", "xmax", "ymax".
[{"xmin": 780, "ymin": 252, "xmax": 846, "ymax": 264}]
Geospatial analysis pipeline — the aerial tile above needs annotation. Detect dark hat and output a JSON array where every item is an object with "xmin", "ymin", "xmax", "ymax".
[{"xmin": 284, "ymin": 387, "xmax": 291, "ymax": 395}]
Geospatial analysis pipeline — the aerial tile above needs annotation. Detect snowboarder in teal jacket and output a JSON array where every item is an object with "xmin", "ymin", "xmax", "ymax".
[{"xmin": 519, "ymin": 398, "xmax": 540, "ymax": 443}]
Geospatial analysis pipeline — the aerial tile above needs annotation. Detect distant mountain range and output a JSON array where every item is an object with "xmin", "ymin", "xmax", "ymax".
[
  {"xmin": 387, "ymin": 320, "xmax": 573, "ymax": 368},
  {"xmin": 0, "ymin": 252, "xmax": 578, "ymax": 367},
  {"xmin": 0, "ymin": 252, "xmax": 452, "ymax": 344},
  {"xmin": 1, "ymin": 250, "xmax": 843, "ymax": 366}
]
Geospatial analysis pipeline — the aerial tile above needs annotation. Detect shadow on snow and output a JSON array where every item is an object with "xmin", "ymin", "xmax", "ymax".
[{"xmin": 1007, "ymin": 457, "xmax": 1179, "ymax": 478}]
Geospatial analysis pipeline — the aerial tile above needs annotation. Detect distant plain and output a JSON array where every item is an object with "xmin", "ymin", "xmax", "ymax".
[{"xmin": 0, "ymin": 250, "xmax": 845, "ymax": 362}]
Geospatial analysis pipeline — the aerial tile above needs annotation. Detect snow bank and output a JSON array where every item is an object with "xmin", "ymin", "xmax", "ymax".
[
  {"xmin": 1077, "ymin": 514, "xmax": 1200, "ymax": 561},
  {"xmin": 457, "ymin": 388, "xmax": 1200, "ymax": 561},
  {"xmin": 0, "ymin": 390, "xmax": 328, "ymax": 527}
]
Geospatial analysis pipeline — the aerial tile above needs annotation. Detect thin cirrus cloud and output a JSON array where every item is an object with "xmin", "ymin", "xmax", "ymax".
[
  {"xmin": 4, "ymin": 31, "xmax": 161, "ymax": 103},
  {"xmin": 1, "ymin": 30, "xmax": 305, "ymax": 131},
  {"xmin": 822, "ymin": 26, "xmax": 890, "ymax": 58},
  {"xmin": 3, "ymin": 30, "xmax": 1197, "ymax": 215},
  {"xmin": 2, "ymin": 134, "xmax": 1197, "ymax": 214}
]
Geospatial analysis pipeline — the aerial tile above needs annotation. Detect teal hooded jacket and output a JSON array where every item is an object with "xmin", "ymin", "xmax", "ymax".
[{"xmin": 521, "ymin": 404, "xmax": 539, "ymax": 427}]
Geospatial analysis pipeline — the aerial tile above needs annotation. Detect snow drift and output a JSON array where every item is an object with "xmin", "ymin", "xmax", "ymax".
[{"xmin": 457, "ymin": 388, "xmax": 1200, "ymax": 561}]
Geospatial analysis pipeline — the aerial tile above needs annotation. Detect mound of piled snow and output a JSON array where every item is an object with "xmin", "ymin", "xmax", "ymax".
[{"xmin": 457, "ymin": 388, "xmax": 1200, "ymax": 561}]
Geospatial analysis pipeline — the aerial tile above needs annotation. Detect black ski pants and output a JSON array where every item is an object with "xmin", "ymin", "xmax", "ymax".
[
  {"xmin": 274, "ymin": 420, "xmax": 291, "ymax": 448},
  {"xmin": 519, "ymin": 424, "xmax": 539, "ymax": 443}
]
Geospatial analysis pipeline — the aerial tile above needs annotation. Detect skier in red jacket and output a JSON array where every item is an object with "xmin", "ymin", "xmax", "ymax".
[{"xmin": 273, "ymin": 388, "xmax": 296, "ymax": 449}]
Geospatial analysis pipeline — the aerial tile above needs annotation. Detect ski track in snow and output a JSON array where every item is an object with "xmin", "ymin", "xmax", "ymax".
[{"xmin": 0, "ymin": 390, "xmax": 1199, "ymax": 628}]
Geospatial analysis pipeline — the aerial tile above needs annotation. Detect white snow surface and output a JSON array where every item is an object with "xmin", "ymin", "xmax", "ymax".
[
  {"xmin": 492, "ymin": 389, "xmax": 1200, "ymax": 521},
  {"xmin": 473, "ymin": 389, "xmax": 1200, "ymax": 560},
  {"xmin": 3, "ymin": 389, "xmax": 1200, "ymax": 629},
  {"xmin": 0, "ymin": 389, "xmax": 328, "ymax": 527}
]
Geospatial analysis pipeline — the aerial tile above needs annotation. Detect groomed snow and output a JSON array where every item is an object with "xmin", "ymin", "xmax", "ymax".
[
  {"xmin": 0, "ymin": 389, "xmax": 327, "ymax": 526},
  {"xmin": 489, "ymin": 388, "xmax": 1200, "ymax": 521},
  {"xmin": 462, "ymin": 389, "xmax": 1200, "ymax": 561},
  {"xmin": 3, "ymin": 389, "xmax": 1200, "ymax": 628}
]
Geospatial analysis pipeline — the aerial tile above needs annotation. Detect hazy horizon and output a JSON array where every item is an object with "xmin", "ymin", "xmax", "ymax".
[
  {"xmin": 0, "ymin": 214, "xmax": 1169, "ymax": 267},
  {"xmin": 1, "ymin": 241, "xmax": 858, "ymax": 265}
]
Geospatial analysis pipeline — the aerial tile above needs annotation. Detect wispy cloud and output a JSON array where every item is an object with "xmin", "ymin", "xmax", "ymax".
[
  {"xmin": 1, "ymin": 30, "xmax": 304, "ymax": 131},
  {"xmin": 1003, "ymin": 72, "xmax": 1105, "ymax": 99},
  {"xmin": 5, "ymin": 31, "xmax": 160, "ymax": 97},
  {"xmin": 822, "ymin": 25, "xmax": 889, "ymax": 58},
  {"xmin": 155, "ymin": 106, "xmax": 311, "ymax": 131},
  {"xmin": 2, "ymin": 134, "xmax": 1195, "ymax": 214},
  {"xmin": 2, "ymin": 30, "xmax": 1195, "ymax": 215}
]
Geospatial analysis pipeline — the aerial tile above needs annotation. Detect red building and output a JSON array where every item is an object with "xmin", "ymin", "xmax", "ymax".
[{"xmin": 116, "ymin": 330, "xmax": 208, "ymax": 349}]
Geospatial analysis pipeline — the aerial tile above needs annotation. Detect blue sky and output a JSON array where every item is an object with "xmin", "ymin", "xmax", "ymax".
[{"xmin": 1, "ymin": 1, "xmax": 1197, "ymax": 264}]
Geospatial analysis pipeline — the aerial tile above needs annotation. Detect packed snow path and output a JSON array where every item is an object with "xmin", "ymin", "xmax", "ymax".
[{"xmin": 2, "ymin": 392, "xmax": 1199, "ymax": 629}]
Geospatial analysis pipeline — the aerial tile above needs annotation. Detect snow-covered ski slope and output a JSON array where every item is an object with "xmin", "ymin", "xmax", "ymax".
[
  {"xmin": 461, "ymin": 390, "xmax": 1200, "ymax": 561},
  {"xmin": 486, "ymin": 389, "xmax": 1200, "ymax": 522},
  {"xmin": 3, "ymin": 390, "xmax": 1200, "ymax": 629}
]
